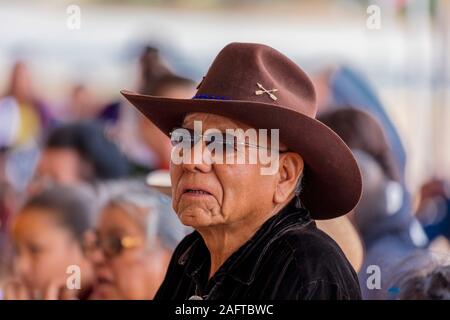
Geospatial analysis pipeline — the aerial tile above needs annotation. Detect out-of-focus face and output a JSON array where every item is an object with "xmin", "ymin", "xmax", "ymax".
[
  {"xmin": 170, "ymin": 113, "xmax": 295, "ymax": 230},
  {"xmin": 10, "ymin": 62, "xmax": 33, "ymax": 101},
  {"xmin": 90, "ymin": 205, "xmax": 170, "ymax": 300},
  {"xmin": 29, "ymin": 148, "xmax": 91, "ymax": 194},
  {"xmin": 70, "ymin": 86, "xmax": 97, "ymax": 120},
  {"xmin": 12, "ymin": 208, "xmax": 85, "ymax": 295}
]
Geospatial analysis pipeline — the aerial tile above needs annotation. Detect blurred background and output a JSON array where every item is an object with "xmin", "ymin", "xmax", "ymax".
[
  {"xmin": 1, "ymin": 0, "xmax": 449, "ymax": 190},
  {"xmin": 0, "ymin": 0, "xmax": 450, "ymax": 300}
]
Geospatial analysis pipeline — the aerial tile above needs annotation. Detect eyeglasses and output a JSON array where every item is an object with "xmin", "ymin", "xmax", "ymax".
[
  {"xmin": 83, "ymin": 230, "xmax": 143, "ymax": 259},
  {"xmin": 169, "ymin": 127, "xmax": 289, "ymax": 154}
]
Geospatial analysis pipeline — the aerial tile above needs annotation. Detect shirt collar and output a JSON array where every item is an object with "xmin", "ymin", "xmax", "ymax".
[
  {"xmin": 177, "ymin": 199, "xmax": 312, "ymax": 286},
  {"xmin": 228, "ymin": 200, "xmax": 311, "ymax": 284}
]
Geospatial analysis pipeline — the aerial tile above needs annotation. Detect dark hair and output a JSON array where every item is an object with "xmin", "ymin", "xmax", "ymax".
[
  {"xmin": 21, "ymin": 186, "xmax": 94, "ymax": 243},
  {"xmin": 45, "ymin": 121, "xmax": 129, "ymax": 181},
  {"xmin": 138, "ymin": 46, "xmax": 173, "ymax": 95},
  {"xmin": 318, "ymin": 107, "xmax": 400, "ymax": 182}
]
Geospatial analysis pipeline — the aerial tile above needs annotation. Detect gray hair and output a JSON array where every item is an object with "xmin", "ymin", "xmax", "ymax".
[
  {"xmin": 293, "ymin": 172, "xmax": 304, "ymax": 208},
  {"xmin": 295, "ymin": 173, "xmax": 304, "ymax": 194},
  {"xmin": 97, "ymin": 179, "xmax": 190, "ymax": 251},
  {"xmin": 385, "ymin": 250, "xmax": 450, "ymax": 300}
]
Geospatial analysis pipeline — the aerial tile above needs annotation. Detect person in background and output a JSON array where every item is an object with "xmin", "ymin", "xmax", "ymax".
[
  {"xmin": 87, "ymin": 180, "xmax": 187, "ymax": 299},
  {"xmin": 312, "ymin": 65, "xmax": 407, "ymax": 183},
  {"xmin": 59, "ymin": 84, "xmax": 102, "ymax": 122},
  {"xmin": 0, "ymin": 62, "xmax": 53, "ymax": 226},
  {"xmin": 319, "ymin": 108, "xmax": 428, "ymax": 299},
  {"xmin": 3, "ymin": 186, "xmax": 95, "ymax": 300},
  {"xmin": 385, "ymin": 251, "xmax": 450, "ymax": 300},
  {"xmin": 137, "ymin": 46, "xmax": 174, "ymax": 95},
  {"xmin": 398, "ymin": 265, "xmax": 450, "ymax": 300},
  {"xmin": 0, "ymin": 160, "xmax": 18, "ymax": 284},
  {"xmin": 28, "ymin": 121, "xmax": 130, "ymax": 194},
  {"xmin": 0, "ymin": 104, "xmax": 23, "ymax": 284},
  {"xmin": 137, "ymin": 74, "xmax": 196, "ymax": 170},
  {"xmin": 415, "ymin": 178, "xmax": 450, "ymax": 249},
  {"xmin": 1, "ymin": 61, "xmax": 53, "ymax": 147},
  {"xmin": 96, "ymin": 46, "xmax": 173, "ymax": 129},
  {"xmin": 112, "ymin": 47, "xmax": 195, "ymax": 174}
]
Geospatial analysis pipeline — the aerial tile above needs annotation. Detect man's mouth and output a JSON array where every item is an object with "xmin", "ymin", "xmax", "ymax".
[{"xmin": 183, "ymin": 189, "xmax": 212, "ymax": 195}]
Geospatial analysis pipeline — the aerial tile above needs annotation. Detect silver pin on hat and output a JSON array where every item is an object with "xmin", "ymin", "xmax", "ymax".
[{"xmin": 255, "ymin": 82, "xmax": 278, "ymax": 101}]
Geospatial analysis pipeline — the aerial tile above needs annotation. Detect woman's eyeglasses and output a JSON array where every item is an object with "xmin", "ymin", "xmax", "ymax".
[{"xmin": 83, "ymin": 231, "xmax": 143, "ymax": 259}]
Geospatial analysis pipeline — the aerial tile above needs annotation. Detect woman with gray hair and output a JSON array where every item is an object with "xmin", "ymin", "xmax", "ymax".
[{"xmin": 87, "ymin": 180, "xmax": 188, "ymax": 299}]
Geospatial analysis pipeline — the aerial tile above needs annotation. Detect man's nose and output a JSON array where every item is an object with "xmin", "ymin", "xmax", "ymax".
[{"xmin": 179, "ymin": 140, "xmax": 213, "ymax": 173}]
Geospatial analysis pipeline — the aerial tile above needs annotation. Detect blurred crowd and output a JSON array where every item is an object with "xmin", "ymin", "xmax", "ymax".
[{"xmin": 0, "ymin": 45, "xmax": 449, "ymax": 300}]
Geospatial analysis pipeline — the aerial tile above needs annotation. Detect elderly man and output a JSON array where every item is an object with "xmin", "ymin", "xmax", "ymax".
[{"xmin": 122, "ymin": 43, "xmax": 362, "ymax": 300}]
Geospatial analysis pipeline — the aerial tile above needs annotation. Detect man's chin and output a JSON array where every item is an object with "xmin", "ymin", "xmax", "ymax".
[{"xmin": 178, "ymin": 209, "xmax": 213, "ymax": 228}]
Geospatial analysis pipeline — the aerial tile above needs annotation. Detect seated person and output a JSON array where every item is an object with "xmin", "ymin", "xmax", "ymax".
[
  {"xmin": 4, "ymin": 186, "xmax": 95, "ymax": 299},
  {"xmin": 29, "ymin": 121, "xmax": 129, "ymax": 194},
  {"xmin": 87, "ymin": 181, "xmax": 188, "ymax": 299}
]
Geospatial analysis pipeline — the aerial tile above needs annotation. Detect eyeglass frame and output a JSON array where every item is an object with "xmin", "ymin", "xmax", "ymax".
[{"xmin": 169, "ymin": 127, "xmax": 290, "ymax": 154}]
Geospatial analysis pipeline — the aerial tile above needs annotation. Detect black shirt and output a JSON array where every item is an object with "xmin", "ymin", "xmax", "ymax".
[{"xmin": 155, "ymin": 199, "xmax": 361, "ymax": 300}]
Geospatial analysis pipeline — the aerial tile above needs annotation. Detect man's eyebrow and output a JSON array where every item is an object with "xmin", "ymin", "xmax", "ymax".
[{"xmin": 181, "ymin": 118, "xmax": 247, "ymax": 131}]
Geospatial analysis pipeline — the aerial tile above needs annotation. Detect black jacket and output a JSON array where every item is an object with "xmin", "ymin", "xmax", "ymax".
[{"xmin": 155, "ymin": 199, "xmax": 361, "ymax": 300}]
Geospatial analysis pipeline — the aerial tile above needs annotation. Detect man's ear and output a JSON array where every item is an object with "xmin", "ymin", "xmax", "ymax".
[{"xmin": 273, "ymin": 153, "xmax": 304, "ymax": 204}]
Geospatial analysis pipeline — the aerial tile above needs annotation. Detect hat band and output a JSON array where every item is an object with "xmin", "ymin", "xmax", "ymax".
[{"xmin": 192, "ymin": 94, "xmax": 231, "ymax": 100}]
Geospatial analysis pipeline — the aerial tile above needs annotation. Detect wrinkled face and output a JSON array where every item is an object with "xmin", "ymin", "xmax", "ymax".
[
  {"xmin": 171, "ymin": 113, "xmax": 290, "ymax": 230},
  {"xmin": 12, "ymin": 208, "xmax": 85, "ymax": 294},
  {"xmin": 29, "ymin": 148, "xmax": 91, "ymax": 194},
  {"xmin": 90, "ymin": 205, "xmax": 169, "ymax": 300}
]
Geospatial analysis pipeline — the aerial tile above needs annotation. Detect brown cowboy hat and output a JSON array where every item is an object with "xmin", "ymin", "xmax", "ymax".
[{"xmin": 121, "ymin": 42, "xmax": 362, "ymax": 219}]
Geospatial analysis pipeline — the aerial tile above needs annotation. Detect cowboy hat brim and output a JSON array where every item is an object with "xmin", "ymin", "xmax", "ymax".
[{"xmin": 121, "ymin": 90, "xmax": 362, "ymax": 220}]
